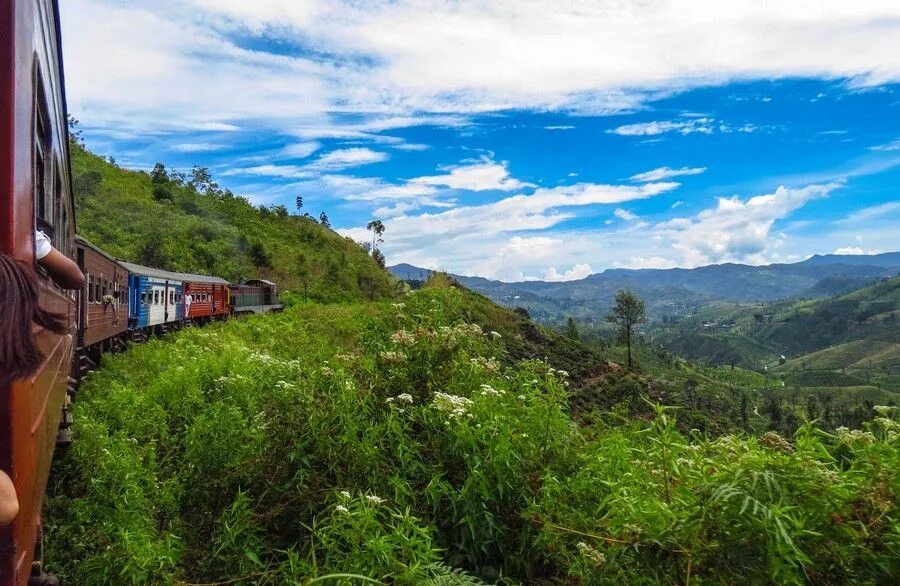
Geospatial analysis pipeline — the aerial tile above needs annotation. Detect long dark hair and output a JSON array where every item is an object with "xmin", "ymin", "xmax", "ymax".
[{"xmin": 0, "ymin": 255, "xmax": 68, "ymax": 391}]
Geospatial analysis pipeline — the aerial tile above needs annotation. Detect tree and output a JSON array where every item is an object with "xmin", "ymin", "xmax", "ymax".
[
  {"xmin": 319, "ymin": 212, "xmax": 331, "ymax": 228},
  {"xmin": 366, "ymin": 219, "xmax": 385, "ymax": 249},
  {"xmin": 296, "ymin": 195, "xmax": 303, "ymax": 215},
  {"xmin": 189, "ymin": 166, "xmax": 219, "ymax": 194},
  {"xmin": 272, "ymin": 205, "xmax": 289, "ymax": 218},
  {"xmin": 150, "ymin": 163, "xmax": 169, "ymax": 185},
  {"xmin": 606, "ymin": 289, "xmax": 646, "ymax": 369},
  {"xmin": 67, "ymin": 114, "xmax": 83, "ymax": 145},
  {"xmin": 563, "ymin": 317, "xmax": 580, "ymax": 340}
]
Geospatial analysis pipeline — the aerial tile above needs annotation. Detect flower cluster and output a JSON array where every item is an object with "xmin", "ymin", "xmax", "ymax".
[
  {"xmin": 390, "ymin": 329, "xmax": 416, "ymax": 346},
  {"xmin": 379, "ymin": 351, "xmax": 407, "ymax": 365},
  {"xmin": 479, "ymin": 384, "xmax": 505, "ymax": 397},
  {"xmin": 759, "ymin": 431, "xmax": 794, "ymax": 454},
  {"xmin": 431, "ymin": 392, "xmax": 474, "ymax": 420},
  {"xmin": 836, "ymin": 427, "xmax": 876, "ymax": 445},
  {"xmin": 386, "ymin": 393, "xmax": 414, "ymax": 405},
  {"xmin": 576, "ymin": 541, "xmax": 606, "ymax": 566},
  {"xmin": 470, "ymin": 356, "xmax": 501, "ymax": 375}
]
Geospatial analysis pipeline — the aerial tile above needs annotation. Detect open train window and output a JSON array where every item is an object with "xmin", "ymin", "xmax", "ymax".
[
  {"xmin": 33, "ymin": 65, "xmax": 55, "ymax": 243},
  {"xmin": 141, "ymin": 291, "xmax": 147, "ymax": 305},
  {"xmin": 154, "ymin": 290, "xmax": 160, "ymax": 305}
]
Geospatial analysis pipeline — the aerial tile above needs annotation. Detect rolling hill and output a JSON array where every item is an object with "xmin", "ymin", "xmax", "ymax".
[
  {"xmin": 72, "ymin": 141, "xmax": 395, "ymax": 301},
  {"xmin": 390, "ymin": 254, "xmax": 899, "ymax": 325}
]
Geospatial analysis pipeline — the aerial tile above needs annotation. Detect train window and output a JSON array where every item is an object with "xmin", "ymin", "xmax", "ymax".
[
  {"xmin": 153, "ymin": 290, "xmax": 159, "ymax": 305},
  {"xmin": 87, "ymin": 274, "xmax": 94, "ymax": 302},
  {"xmin": 33, "ymin": 68, "xmax": 55, "ymax": 243},
  {"xmin": 169, "ymin": 291, "xmax": 174, "ymax": 304},
  {"xmin": 141, "ymin": 291, "xmax": 147, "ymax": 305}
]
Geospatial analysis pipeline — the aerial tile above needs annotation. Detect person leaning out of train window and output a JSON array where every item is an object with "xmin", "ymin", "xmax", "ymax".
[
  {"xmin": 0, "ymin": 253, "xmax": 71, "ymax": 526},
  {"xmin": 35, "ymin": 230, "xmax": 85, "ymax": 290},
  {"xmin": 102, "ymin": 292, "xmax": 119, "ymax": 324}
]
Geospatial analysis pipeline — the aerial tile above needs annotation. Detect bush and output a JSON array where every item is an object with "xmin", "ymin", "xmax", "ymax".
[{"xmin": 46, "ymin": 290, "xmax": 900, "ymax": 584}]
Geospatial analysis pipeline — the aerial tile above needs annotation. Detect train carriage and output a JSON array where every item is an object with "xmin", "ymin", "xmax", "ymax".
[
  {"xmin": 74, "ymin": 236, "xmax": 128, "ymax": 353},
  {"xmin": 230, "ymin": 279, "xmax": 283, "ymax": 315},
  {"xmin": 0, "ymin": 0, "xmax": 76, "ymax": 583},
  {"xmin": 183, "ymin": 277, "xmax": 230, "ymax": 322},
  {"xmin": 119, "ymin": 262, "xmax": 185, "ymax": 333}
]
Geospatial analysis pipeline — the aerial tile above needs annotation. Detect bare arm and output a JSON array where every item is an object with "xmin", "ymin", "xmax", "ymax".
[
  {"xmin": 0, "ymin": 471, "xmax": 18, "ymax": 526},
  {"xmin": 35, "ymin": 230, "xmax": 85, "ymax": 290},
  {"xmin": 39, "ymin": 248, "xmax": 86, "ymax": 290}
]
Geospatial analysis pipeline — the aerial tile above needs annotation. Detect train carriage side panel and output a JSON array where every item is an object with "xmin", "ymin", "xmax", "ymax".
[
  {"xmin": 0, "ymin": 0, "xmax": 76, "ymax": 583},
  {"xmin": 76, "ymin": 236, "xmax": 128, "ymax": 348}
]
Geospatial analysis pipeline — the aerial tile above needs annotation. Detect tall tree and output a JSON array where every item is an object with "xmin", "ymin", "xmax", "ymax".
[
  {"xmin": 366, "ymin": 220, "xmax": 385, "ymax": 253},
  {"xmin": 319, "ymin": 211, "xmax": 331, "ymax": 228},
  {"xmin": 606, "ymin": 289, "xmax": 646, "ymax": 369},
  {"xmin": 296, "ymin": 195, "xmax": 303, "ymax": 215}
]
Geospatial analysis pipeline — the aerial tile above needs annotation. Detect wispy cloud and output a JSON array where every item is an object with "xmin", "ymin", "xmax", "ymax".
[
  {"xmin": 630, "ymin": 166, "xmax": 707, "ymax": 182},
  {"xmin": 224, "ymin": 148, "xmax": 388, "ymax": 178},
  {"xmin": 409, "ymin": 158, "xmax": 533, "ymax": 192},
  {"xmin": 869, "ymin": 138, "xmax": 900, "ymax": 152}
]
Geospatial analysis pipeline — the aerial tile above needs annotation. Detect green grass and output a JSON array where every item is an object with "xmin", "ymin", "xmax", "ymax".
[{"xmin": 46, "ymin": 287, "xmax": 900, "ymax": 585}]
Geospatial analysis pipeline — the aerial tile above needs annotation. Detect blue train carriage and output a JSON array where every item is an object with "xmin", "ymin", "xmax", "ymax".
[{"xmin": 120, "ymin": 262, "xmax": 185, "ymax": 336}]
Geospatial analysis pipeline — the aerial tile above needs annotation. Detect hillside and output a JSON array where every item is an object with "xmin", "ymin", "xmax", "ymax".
[
  {"xmin": 46, "ymin": 282, "xmax": 900, "ymax": 585},
  {"xmin": 71, "ymin": 142, "xmax": 394, "ymax": 300},
  {"xmin": 391, "ymin": 255, "xmax": 900, "ymax": 325}
]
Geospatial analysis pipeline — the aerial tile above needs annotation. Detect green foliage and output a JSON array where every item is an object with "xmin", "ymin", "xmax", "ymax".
[
  {"xmin": 46, "ymin": 289, "xmax": 899, "ymax": 584},
  {"xmin": 70, "ymin": 142, "xmax": 395, "ymax": 300}
]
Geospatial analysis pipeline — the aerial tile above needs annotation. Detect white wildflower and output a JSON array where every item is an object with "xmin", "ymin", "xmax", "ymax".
[
  {"xmin": 396, "ymin": 393, "xmax": 414, "ymax": 404},
  {"xmin": 335, "ymin": 505, "xmax": 349, "ymax": 514},
  {"xmin": 339, "ymin": 491, "xmax": 351, "ymax": 500},
  {"xmin": 365, "ymin": 495, "xmax": 385, "ymax": 505},
  {"xmin": 489, "ymin": 330, "xmax": 502, "ymax": 339}
]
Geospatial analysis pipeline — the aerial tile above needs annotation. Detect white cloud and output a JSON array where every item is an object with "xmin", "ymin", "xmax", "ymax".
[
  {"xmin": 630, "ymin": 166, "xmax": 707, "ymax": 183},
  {"xmin": 833, "ymin": 246, "xmax": 882, "ymax": 255},
  {"xmin": 654, "ymin": 183, "xmax": 842, "ymax": 266},
  {"xmin": 869, "ymin": 138, "xmax": 900, "ymax": 151},
  {"xmin": 171, "ymin": 142, "xmax": 227, "ymax": 153},
  {"xmin": 544, "ymin": 125, "xmax": 575, "ymax": 130},
  {"xmin": 62, "ymin": 1, "xmax": 900, "ymax": 137},
  {"xmin": 225, "ymin": 147, "xmax": 388, "ymax": 178},
  {"xmin": 392, "ymin": 143, "xmax": 430, "ymax": 151},
  {"xmin": 614, "ymin": 208, "xmax": 639, "ymax": 221},
  {"xmin": 541, "ymin": 264, "xmax": 593, "ymax": 281},
  {"xmin": 609, "ymin": 118, "xmax": 717, "ymax": 136},
  {"xmin": 280, "ymin": 141, "xmax": 321, "ymax": 159},
  {"xmin": 409, "ymin": 158, "xmax": 532, "ymax": 191},
  {"xmin": 838, "ymin": 201, "xmax": 900, "ymax": 223}
]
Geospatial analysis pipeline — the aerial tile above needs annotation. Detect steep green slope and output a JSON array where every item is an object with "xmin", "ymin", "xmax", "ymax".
[
  {"xmin": 47, "ymin": 286, "xmax": 900, "ymax": 585},
  {"xmin": 71, "ymin": 143, "xmax": 394, "ymax": 300}
]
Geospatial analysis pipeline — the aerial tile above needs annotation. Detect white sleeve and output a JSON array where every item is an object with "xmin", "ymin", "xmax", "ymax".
[{"xmin": 35, "ymin": 230, "xmax": 52, "ymax": 260}]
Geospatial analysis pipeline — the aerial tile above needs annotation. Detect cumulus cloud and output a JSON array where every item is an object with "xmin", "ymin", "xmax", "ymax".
[
  {"xmin": 630, "ymin": 166, "xmax": 707, "ymax": 183},
  {"xmin": 654, "ymin": 183, "xmax": 843, "ymax": 266},
  {"xmin": 541, "ymin": 264, "xmax": 593, "ymax": 281}
]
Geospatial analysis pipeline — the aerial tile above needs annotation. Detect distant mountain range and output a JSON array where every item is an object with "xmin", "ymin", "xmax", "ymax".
[{"xmin": 390, "ymin": 252, "xmax": 900, "ymax": 323}]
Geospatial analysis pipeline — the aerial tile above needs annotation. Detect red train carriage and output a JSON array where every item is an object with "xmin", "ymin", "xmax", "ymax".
[
  {"xmin": 0, "ymin": 0, "xmax": 76, "ymax": 584},
  {"xmin": 183, "ymin": 277, "xmax": 230, "ymax": 322},
  {"xmin": 75, "ymin": 236, "xmax": 128, "ymax": 355}
]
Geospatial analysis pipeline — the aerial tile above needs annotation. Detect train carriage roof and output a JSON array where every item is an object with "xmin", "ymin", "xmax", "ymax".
[
  {"xmin": 119, "ymin": 261, "xmax": 229, "ymax": 284},
  {"xmin": 75, "ymin": 234, "xmax": 127, "ymax": 265}
]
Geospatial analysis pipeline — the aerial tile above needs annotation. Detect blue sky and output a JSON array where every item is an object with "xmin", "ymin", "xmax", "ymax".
[{"xmin": 61, "ymin": 1, "xmax": 900, "ymax": 281}]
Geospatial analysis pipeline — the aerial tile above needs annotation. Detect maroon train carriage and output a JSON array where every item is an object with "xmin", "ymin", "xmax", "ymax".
[
  {"xmin": 0, "ymin": 0, "xmax": 77, "ymax": 584},
  {"xmin": 182, "ymin": 276, "xmax": 230, "ymax": 323},
  {"xmin": 74, "ymin": 235, "xmax": 129, "ymax": 357}
]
